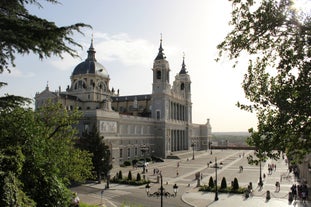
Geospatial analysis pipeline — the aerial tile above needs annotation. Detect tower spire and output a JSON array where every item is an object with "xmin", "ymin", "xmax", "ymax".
[
  {"xmin": 87, "ymin": 35, "xmax": 96, "ymax": 61},
  {"xmin": 179, "ymin": 52, "xmax": 187, "ymax": 74},
  {"xmin": 155, "ymin": 33, "xmax": 165, "ymax": 60}
]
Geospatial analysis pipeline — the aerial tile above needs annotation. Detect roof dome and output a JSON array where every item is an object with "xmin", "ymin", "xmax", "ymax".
[{"xmin": 72, "ymin": 40, "xmax": 109, "ymax": 78}]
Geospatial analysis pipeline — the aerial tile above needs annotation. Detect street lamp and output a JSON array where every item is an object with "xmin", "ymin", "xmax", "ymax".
[
  {"xmin": 191, "ymin": 143, "xmax": 195, "ymax": 160},
  {"xmin": 214, "ymin": 157, "xmax": 219, "ymax": 201},
  {"xmin": 145, "ymin": 174, "xmax": 178, "ymax": 207},
  {"xmin": 259, "ymin": 160, "xmax": 263, "ymax": 188},
  {"xmin": 140, "ymin": 145, "xmax": 149, "ymax": 174}
]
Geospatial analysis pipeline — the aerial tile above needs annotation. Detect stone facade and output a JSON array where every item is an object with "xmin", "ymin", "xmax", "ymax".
[{"xmin": 35, "ymin": 38, "xmax": 212, "ymax": 166}]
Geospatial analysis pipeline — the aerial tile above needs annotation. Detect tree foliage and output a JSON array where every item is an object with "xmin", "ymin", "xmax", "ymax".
[
  {"xmin": 0, "ymin": 0, "xmax": 94, "ymax": 206},
  {"xmin": 217, "ymin": 0, "xmax": 311, "ymax": 162},
  {"xmin": 221, "ymin": 177, "xmax": 227, "ymax": 189},
  {"xmin": 208, "ymin": 176, "xmax": 214, "ymax": 188},
  {"xmin": 0, "ymin": 102, "xmax": 93, "ymax": 206},
  {"xmin": 0, "ymin": 0, "xmax": 91, "ymax": 73},
  {"xmin": 78, "ymin": 128, "xmax": 112, "ymax": 183},
  {"xmin": 232, "ymin": 178, "xmax": 239, "ymax": 190}
]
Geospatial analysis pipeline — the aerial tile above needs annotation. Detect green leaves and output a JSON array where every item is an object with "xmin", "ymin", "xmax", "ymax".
[
  {"xmin": 0, "ymin": 0, "xmax": 91, "ymax": 73},
  {"xmin": 0, "ymin": 101, "xmax": 93, "ymax": 206},
  {"xmin": 218, "ymin": 0, "xmax": 311, "ymax": 163}
]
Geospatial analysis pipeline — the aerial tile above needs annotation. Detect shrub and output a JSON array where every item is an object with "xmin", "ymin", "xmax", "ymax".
[
  {"xmin": 232, "ymin": 178, "xmax": 239, "ymax": 190},
  {"xmin": 151, "ymin": 156, "xmax": 164, "ymax": 162},
  {"xmin": 118, "ymin": 170, "xmax": 123, "ymax": 180},
  {"xmin": 208, "ymin": 176, "xmax": 214, "ymax": 188},
  {"xmin": 220, "ymin": 177, "xmax": 227, "ymax": 189},
  {"xmin": 127, "ymin": 171, "xmax": 132, "ymax": 180},
  {"xmin": 136, "ymin": 173, "xmax": 141, "ymax": 181},
  {"xmin": 132, "ymin": 159, "xmax": 138, "ymax": 166},
  {"xmin": 124, "ymin": 161, "xmax": 131, "ymax": 166}
]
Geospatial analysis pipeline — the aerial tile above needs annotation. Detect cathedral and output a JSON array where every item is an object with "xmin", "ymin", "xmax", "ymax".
[{"xmin": 35, "ymin": 38, "xmax": 212, "ymax": 166}]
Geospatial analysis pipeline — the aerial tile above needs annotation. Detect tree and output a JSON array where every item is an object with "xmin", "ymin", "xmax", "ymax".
[
  {"xmin": 232, "ymin": 178, "xmax": 239, "ymax": 190},
  {"xmin": 208, "ymin": 176, "xmax": 214, "ymax": 188},
  {"xmin": 78, "ymin": 128, "xmax": 112, "ymax": 183},
  {"xmin": 217, "ymin": 0, "xmax": 311, "ymax": 162},
  {"xmin": 136, "ymin": 173, "xmax": 141, "ymax": 181},
  {"xmin": 0, "ymin": 102, "xmax": 93, "ymax": 206},
  {"xmin": 118, "ymin": 170, "xmax": 123, "ymax": 180},
  {"xmin": 128, "ymin": 171, "xmax": 132, "ymax": 181},
  {"xmin": 0, "ymin": 0, "xmax": 90, "ymax": 111},
  {"xmin": 220, "ymin": 177, "xmax": 227, "ymax": 189},
  {"xmin": 0, "ymin": 0, "xmax": 90, "ymax": 73}
]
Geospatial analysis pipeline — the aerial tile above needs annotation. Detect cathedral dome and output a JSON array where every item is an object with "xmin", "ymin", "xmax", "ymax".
[{"xmin": 72, "ymin": 40, "xmax": 109, "ymax": 78}]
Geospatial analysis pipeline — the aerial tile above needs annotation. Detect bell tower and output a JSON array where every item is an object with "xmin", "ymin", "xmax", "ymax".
[{"xmin": 152, "ymin": 37, "xmax": 171, "ymax": 94}]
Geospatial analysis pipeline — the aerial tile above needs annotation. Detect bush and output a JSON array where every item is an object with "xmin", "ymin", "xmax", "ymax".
[
  {"xmin": 127, "ymin": 171, "xmax": 132, "ymax": 180},
  {"xmin": 132, "ymin": 159, "xmax": 138, "ymax": 166},
  {"xmin": 118, "ymin": 170, "xmax": 123, "ymax": 180},
  {"xmin": 220, "ymin": 177, "xmax": 227, "ymax": 189},
  {"xmin": 124, "ymin": 161, "xmax": 131, "ymax": 166},
  {"xmin": 208, "ymin": 176, "xmax": 214, "ymax": 188},
  {"xmin": 199, "ymin": 185, "xmax": 246, "ymax": 194},
  {"xmin": 111, "ymin": 178, "xmax": 149, "ymax": 186},
  {"xmin": 151, "ymin": 156, "xmax": 164, "ymax": 162},
  {"xmin": 136, "ymin": 173, "xmax": 141, "ymax": 181},
  {"xmin": 232, "ymin": 178, "xmax": 239, "ymax": 190}
]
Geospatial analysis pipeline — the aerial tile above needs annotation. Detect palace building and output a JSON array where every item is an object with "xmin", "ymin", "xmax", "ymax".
[{"xmin": 35, "ymin": 38, "xmax": 212, "ymax": 166}]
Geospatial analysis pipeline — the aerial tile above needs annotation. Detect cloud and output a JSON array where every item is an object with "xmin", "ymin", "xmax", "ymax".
[
  {"xmin": 48, "ymin": 32, "xmax": 181, "ymax": 72},
  {"xmin": 93, "ymin": 33, "xmax": 156, "ymax": 68},
  {"xmin": 2, "ymin": 68, "xmax": 35, "ymax": 78},
  {"xmin": 49, "ymin": 53, "xmax": 81, "ymax": 71}
]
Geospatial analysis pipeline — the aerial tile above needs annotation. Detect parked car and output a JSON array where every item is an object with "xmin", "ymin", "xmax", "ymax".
[
  {"xmin": 136, "ymin": 161, "xmax": 149, "ymax": 167},
  {"xmin": 211, "ymin": 162, "xmax": 223, "ymax": 169}
]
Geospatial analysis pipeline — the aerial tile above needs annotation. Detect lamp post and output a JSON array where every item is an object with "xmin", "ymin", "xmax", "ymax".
[
  {"xmin": 145, "ymin": 173, "xmax": 178, "ymax": 207},
  {"xmin": 140, "ymin": 145, "xmax": 149, "ymax": 174},
  {"xmin": 214, "ymin": 157, "xmax": 219, "ymax": 201},
  {"xmin": 259, "ymin": 160, "xmax": 263, "ymax": 187},
  {"xmin": 191, "ymin": 143, "xmax": 195, "ymax": 160}
]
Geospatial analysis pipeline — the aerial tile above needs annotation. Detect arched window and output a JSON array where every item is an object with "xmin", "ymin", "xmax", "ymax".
[
  {"xmin": 156, "ymin": 71, "xmax": 161, "ymax": 79},
  {"xmin": 180, "ymin": 83, "xmax": 185, "ymax": 90}
]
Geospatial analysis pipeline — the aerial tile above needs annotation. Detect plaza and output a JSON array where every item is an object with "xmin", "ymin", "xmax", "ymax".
[{"xmin": 72, "ymin": 149, "xmax": 310, "ymax": 207}]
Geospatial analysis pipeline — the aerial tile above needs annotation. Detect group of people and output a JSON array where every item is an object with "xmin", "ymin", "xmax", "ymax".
[
  {"xmin": 267, "ymin": 163, "xmax": 276, "ymax": 175},
  {"xmin": 290, "ymin": 183, "xmax": 309, "ymax": 203}
]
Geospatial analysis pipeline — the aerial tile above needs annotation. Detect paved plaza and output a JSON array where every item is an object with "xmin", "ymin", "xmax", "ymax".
[{"xmin": 73, "ymin": 150, "xmax": 310, "ymax": 207}]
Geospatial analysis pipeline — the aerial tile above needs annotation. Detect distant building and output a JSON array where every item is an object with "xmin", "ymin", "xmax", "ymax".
[{"xmin": 35, "ymin": 38, "xmax": 212, "ymax": 166}]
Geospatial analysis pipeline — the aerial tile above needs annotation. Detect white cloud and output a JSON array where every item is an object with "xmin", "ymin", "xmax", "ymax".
[
  {"xmin": 2, "ymin": 68, "xmax": 35, "ymax": 78},
  {"xmin": 94, "ymin": 33, "xmax": 155, "ymax": 67},
  {"xmin": 49, "ymin": 53, "xmax": 81, "ymax": 71},
  {"xmin": 47, "ymin": 32, "xmax": 181, "ymax": 72}
]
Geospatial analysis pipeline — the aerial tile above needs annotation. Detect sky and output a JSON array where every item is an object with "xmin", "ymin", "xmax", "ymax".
[{"xmin": 0, "ymin": 0, "xmax": 262, "ymax": 132}]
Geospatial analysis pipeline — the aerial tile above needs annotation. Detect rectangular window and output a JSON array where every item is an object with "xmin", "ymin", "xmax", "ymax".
[
  {"xmin": 134, "ymin": 147, "xmax": 138, "ymax": 156},
  {"xmin": 84, "ymin": 124, "xmax": 89, "ymax": 133},
  {"xmin": 127, "ymin": 148, "xmax": 131, "ymax": 158},
  {"xmin": 156, "ymin": 110, "xmax": 160, "ymax": 120},
  {"xmin": 119, "ymin": 149, "xmax": 123, "ymax": 158}
]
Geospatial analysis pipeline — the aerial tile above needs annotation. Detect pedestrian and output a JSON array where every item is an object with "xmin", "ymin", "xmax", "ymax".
[
  {"xmin": 302, "ymin": 191, "xmax": 306, "ymax": 203},
  {"xmin": 71, "ymin": 192, "xmax": 80, "ymax": 207},
  {"xmin": 275, "ymin": 181, "xmax": 280, "ymax": 192}
]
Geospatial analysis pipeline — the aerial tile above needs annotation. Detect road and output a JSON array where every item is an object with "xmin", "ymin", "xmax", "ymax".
[{"xmin": 72, "ymin": 149, "xmax": 295, "ymax": 207}]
